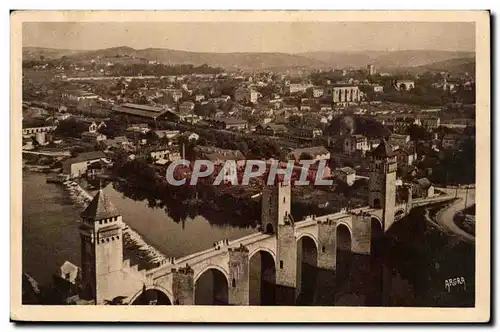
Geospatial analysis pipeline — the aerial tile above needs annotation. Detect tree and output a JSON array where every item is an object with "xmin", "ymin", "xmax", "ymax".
[
  {"xmin": 406, "ymin": 124, "xmax": 432, "ymax": 142},
  {"xmin": 98, "ymin": 118, "xmax": 126, "ymax": 138},
  {"xmin": 143, "ymin": 131, "xmax": 159, "ymax": 145},
  {"xmin": 299, "ymin": 152, "xmax": 314, "ymax": 160},
  {"xmin": 236, "ymin": 141, "xmax": 249, "ymax": 156},
  {"xmin": 55, "ymin": 119, "xmax": 88, "ymax": 138}
]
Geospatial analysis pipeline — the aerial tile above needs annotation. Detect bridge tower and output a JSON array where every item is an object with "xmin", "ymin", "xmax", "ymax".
[
  {"xmin": 261, "ymin": 181, "xmax": 291, "ymax": 235},
  {"xmin": 261, "ymin": 181, "xmax": 296, "ymax": 304},
  {"xmin": 79, "ymin": 189, "xmax": 123, "ymax": 304},
  {"xmin": 368, "ymin": 139, "xmax": 397, "ymax": 232}
]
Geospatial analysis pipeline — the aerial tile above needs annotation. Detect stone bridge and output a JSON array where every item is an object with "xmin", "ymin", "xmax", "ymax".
[{"xmin": 83, "ymin": 186, "xmax": 454, "ymax": 306}]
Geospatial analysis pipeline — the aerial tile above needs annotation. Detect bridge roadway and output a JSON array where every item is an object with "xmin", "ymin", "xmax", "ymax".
[{"xmin": 117, "ymin": 195, "xmax": 455, "ymax": 305}]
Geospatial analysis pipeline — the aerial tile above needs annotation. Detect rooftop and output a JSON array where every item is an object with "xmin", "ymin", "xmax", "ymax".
[
  {"xmin": 59, "ymin": 261, "xmax": 80, "ymax": 284},
  {"xmin": 370, "ymin": 139, "xmax": 394, "ymax": 157},
  {"xmin": 80, "ymin": 189, "xmax": 120, "ymax": 221},
  {"xmin": 120, "ymin": 103, "xmax": 165, "ymax": 113},
  {"xmin": 290, "ymin": 146, "xmax": 330, "ymax": 159},
  {"xmin": 337, "ymin": 167, "xmax": 356, "ymax": 175}
]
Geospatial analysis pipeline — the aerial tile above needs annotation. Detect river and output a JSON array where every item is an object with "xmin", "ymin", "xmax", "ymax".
[{"xmin": 22, "ymin": 170, "xmax": 475, "ymax": 307}]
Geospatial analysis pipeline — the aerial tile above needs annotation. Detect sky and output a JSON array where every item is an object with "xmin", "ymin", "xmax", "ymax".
[{"xmin": 23, "ymin": 22, "xmax": 475, "ymax": 54}]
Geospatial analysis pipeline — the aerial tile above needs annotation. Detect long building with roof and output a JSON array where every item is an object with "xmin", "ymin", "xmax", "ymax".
[{"xmin": 112, "ymin": 103, "xmax": 175, "ymax": 121}]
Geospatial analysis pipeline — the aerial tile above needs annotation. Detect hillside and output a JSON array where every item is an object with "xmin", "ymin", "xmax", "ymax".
[
  {"xmin": 26, "ymin": 46, "xmax": 326, "ymax": 70},
  {"xmin": 23, "ymin": 46, "xmax": 475, "ymax": 71},
  {"xmin": 299, "ymin": 50, "xmax": 475, "ymax": 70},
  {"xmin": 413, "ymin": 57, "xmax": 475, "ymax": 74},
  {"xmin": 23, "ymin": 47, "xmax": 84, "ymax": 61}
]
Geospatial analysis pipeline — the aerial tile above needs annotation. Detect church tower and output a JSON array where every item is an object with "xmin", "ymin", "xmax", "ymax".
[
  {"xmin": 368, "ymin": 139, "xmax": 397, "ymax": 231},
  {"xmin": 79, "ymin": 189, "xmax": 123, "ymax": 304}
]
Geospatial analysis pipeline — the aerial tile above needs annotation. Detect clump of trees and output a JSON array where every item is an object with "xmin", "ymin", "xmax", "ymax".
[
  {"xmin": 54, "ymin": 118, "xmax": 88, "ymax": 137},
  {"xmin": 325, "ymin": 115, "xmax": 391, "ymax": 138}
]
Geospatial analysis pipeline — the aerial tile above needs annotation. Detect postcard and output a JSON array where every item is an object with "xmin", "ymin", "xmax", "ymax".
[{"xmin": 11, "ymin": 10, "xmax": 490, "ymax": 323}]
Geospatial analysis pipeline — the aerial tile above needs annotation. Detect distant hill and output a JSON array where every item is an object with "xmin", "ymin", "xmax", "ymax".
[
  {"xmin": 23, "ymin": 46, "xmax": 475, "ymax": 71},
  {"xmin": 412, "ymin": 57, "xmax": 475, "ymax": 74},
  {"xmin": 299, "ymin": 50, "xmax": 475, "ymax": 70},
  {"xmin": 23, "ymin": 47, "xmax": 84, "ymax": 60},
  {"xmin": 24, "ymin": 46, "xmax": 326, "ymax": 70}
]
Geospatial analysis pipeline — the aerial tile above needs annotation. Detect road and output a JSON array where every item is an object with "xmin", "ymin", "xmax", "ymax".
[
  {"xmin": 22, "ymin": 150, "xmax": 71, "ymax": 157},
  {"xmin": 434, "ymin": 187, "xmax": 476, "ymax": 242}
]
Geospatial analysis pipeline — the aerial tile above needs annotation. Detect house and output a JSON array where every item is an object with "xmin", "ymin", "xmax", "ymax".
[
  {"xmin": 86, "ymin": 160, "xmax": 104, "ymax": 179},
  {"xmin": 86, "ymin": 121, "xmax": 106, "ymax": 133},
  {"xmin": 288, "ymin": 127, "xmax": 323, "ymax": 139},
  {"xmin": 442, "ymin": 134, "xmax": 463, "ymax": 150},
  {"xmin": 103, "ymin": 136, "xmax": 130, "ymax": 150},
  {"xmin": 62, "ymin": 90, "xmax": 99, "ymax": 101},
  {"xmin": 312, "ymin": 87, "xmax": 324, "ymax": 98},
  {"xmin": 62, "ymin": 151, "xmax": 107, "ymax": 179},
  {"xmin": 233, "ymin": 87, "xmax": 259, "ymax": 103},
  {"xmin": 195, "ymin": 146, "xmax": 246, "ymax": 168},
  {"xmin": 56, "ymin": 113, "xmax": 71, "ymax": 121},
  {"xmin": 205, "ymin": 150, "xmax": 246, "ymax": 169},
  {"xmin": 208, "ymin": 118, "xmax": 248, "ymax": 131},
  {"xmin": 163, "ymin": 88, "xmax": 183, "ymax": 102},
  {"xmin": 394, "ymin": 80, "xmax": 415, "ymax": 91},
  {"xmin": 288, "ymin": 146, "xmax": 330, "ymax": 162},
  {"xmin": 168, "ymin": 151, "xmax": 181, "ymax": 162},
  {"xmin": 274, "ymin": 109, "xmax": 291, "ymax": 124},
  {"xmin": 126, "ymin": 123, "xmax": 150, "ymax": 134},
  {"xmin": 53, "ymin": 261, "xmax": 80, "ymax": 295},
  {"xmin": 179, "ymin": 101, "xmax": 195, "ymax": 114},
  {"xmin": 334, "ymin": 167, "xmax": 356, "ymax": 186},
  {"xmin": 255, "ymin": 123, "xmax": 288, "ymax": 136},
  {"xmin": 182, "ymin": 131, "xmax": 200, "ymax": 141},
  {"xmin": 324, "ymin": 85, "xmax": 361, "ymax": 104},
  {"xmin": 413, "ymin": 178, "xmax": 434, "ymax": 198},
  {"xmin": 389, "ymin": 133, "xmax": 411, "ymax": 146},
  {"xmin": 81, "ymin": 131, "xmax": 107, "ymax": 144},
  {"xmin": 147, "ymin": 147, "xmax": 171, "ymax": 161},
  {"xmin": 422, "ymin": 116, "xmax": 441, "ymax": 130},
  {"xmin": 112, "ymin": 103, "xmax": 170, "ymax": 121},
  {"xmin": 343, "ymin": 134, "xmax": 369, "ymax": 155},
  {"xmin": 153, "ymin": 130, "xmax": 181, "ymax": 140},
  {"xmin": 287, "ymin": 83, "xmax": 312, "ymax": 94},
  {"xmin": 393, "ymin": 146, "xmax": 417, "ymax": 166},
  {"xmin": 393, "ymin": 117, "xmax": 421, "ymax": 133},
  {"xmin": 57, "ymin": 261, "xmax": 80, "ymax": 285}
]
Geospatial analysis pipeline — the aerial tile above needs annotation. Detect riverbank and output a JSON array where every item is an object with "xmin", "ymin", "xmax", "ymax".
[
  {"xmin": 434, "ymin": 188, "xmax": 475, "ymax": 243},
  {"xmin": 386, "ymin": 206, "xmax": 475, "ymax": 307},
  {"xmin": 453, "ymin": 205, "xmax": 476, "ymax": 237},
  {"xmin": 63, "ymin": 180, "xmax": 169, "ymax": 268}
]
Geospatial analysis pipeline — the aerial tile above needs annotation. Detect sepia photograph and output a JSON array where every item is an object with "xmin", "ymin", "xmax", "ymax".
[{"xmin": 10, "ymin": 10, "xmax": 490, "ymax": 322}]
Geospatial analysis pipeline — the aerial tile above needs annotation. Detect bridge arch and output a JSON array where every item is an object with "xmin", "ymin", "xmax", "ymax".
[
  {"xmin": 249, "ymin": 249, "xmax": 276, "ymax": 305},
  {"xmin": 129, "ymin": 285, "xmax": 173, "ymax": 305},
  {"xmin": 336, "ymin": 223, "xmax": 352, "ymax": 252},
  {"xmin": 296, "ymin": 233, "xmax": 319, "ymax": 252},
  {"xmin": 194, "ymin": 267, "xmax": 229, "ymax": 305},
  {"xmin": 249, "ymin": 247, "xmax": 276, "ymax": 264},
  {"xmin": 394, "ymin": 208, "xmax": 406, "ymax": 218},
  {"xmin": 194, "ymin": 265, "xmax": 230, "ymax": 284},
  {"xmin": 369, "ymin": 215, "xmax": 383, "ymax": 231},
  {"xmin": 296, "ymin": 234, "xmax": 319, "ymax": 304}
]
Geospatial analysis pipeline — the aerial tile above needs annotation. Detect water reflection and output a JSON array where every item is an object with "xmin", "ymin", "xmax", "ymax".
[{"xmin": 111, "ymin": 179, "xmax": 260, "ymax": 228}]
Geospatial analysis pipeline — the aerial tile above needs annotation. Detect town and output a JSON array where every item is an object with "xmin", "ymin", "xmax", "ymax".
[{"xmin": 21, "ymin": 46, "xmax": 476, "ymax": 307}]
